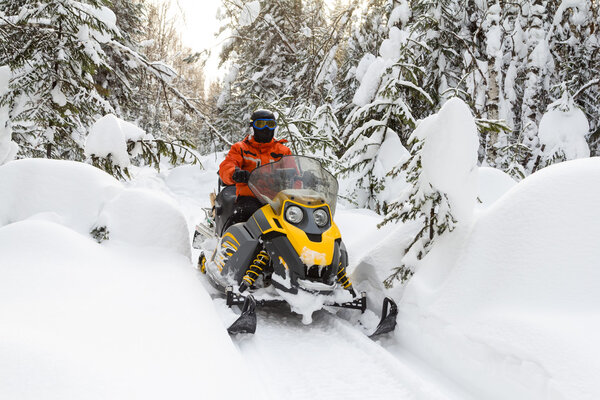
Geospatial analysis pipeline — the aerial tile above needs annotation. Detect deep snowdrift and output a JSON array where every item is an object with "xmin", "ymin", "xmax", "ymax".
[
  {"xmin": 397, "ymin": 157, "xmax": 600, "ymax": 400},
  {"xmin": 0, "ymin": 220, "xmax": 251, "ymax": 400},
  {"xmin": 0, "ymin": 159, "xmax": 256, "ymax": 399},
  {"xmin": 0, "ymin": 158, "xmax": 190, "ymax": 257}
]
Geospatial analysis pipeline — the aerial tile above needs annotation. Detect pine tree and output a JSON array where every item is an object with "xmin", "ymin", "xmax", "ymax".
[
  {"xmin": 0, "ymin": 0, "xmax": 121, "ymax": 159},
  {"xmin": 380, "ymin": 98, "xmax": 478, "ymax": 287},
  {"xmin": 335, "ymin": 0, "xmax": 391, "ymax": 127},
  {"xmin": 339, "ymin": 0, "xmax": 432, "ymax": 212},
  {"xmin": 381, "ymin": 130, "xmax": 456, "ymax": 286}
]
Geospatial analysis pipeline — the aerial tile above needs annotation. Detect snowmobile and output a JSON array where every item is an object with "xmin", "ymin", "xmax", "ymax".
[{"xmin": 194, "ymin": 155, "xmax": 397, "ymax": 336}]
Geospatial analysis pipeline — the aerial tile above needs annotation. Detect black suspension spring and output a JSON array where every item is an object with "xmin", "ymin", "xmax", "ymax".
[{"xmin": 241, "ymin": 250, "xmax": 270, "ymax": 289}]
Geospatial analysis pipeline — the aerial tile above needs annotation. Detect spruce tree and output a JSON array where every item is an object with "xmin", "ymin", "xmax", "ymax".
[{"xmin": 0, "ymin": 0, "xmax": 121, "ymax": 159}]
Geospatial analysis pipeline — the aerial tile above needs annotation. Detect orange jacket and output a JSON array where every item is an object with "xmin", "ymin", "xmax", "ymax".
[{"xmin": 219, "ymin": 135, "xmax": 292, "ymax": 197}]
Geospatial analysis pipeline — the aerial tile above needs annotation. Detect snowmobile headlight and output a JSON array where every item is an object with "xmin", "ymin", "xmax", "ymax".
[
  {"xmin": 313, "ymin": 209, "xmax": 329, "ymax": 227},
  {"xmin": 285, "ymin": 205, "xmax": 304, "ymax": 224}
]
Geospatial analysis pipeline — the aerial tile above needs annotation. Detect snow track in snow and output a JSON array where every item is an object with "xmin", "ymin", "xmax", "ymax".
[{"xmin": 221, "ymin": 303, "xmax": 461, "ymax": 399}]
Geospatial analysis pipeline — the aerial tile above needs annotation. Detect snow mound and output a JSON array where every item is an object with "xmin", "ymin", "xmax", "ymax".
[
  {"xmin": 399, "ymin": 157, "xmax": 600, "ymax": 400},
  {"xmin": 0, "ymin": 159, "xmax": 190, "ymax": 257},
  {"xmin": 0, "ymin": 159, "xmax": 121, "ymax": 234},
  {"xmin": 98, "ymin": 188, "xmax": 191, "ymax": 258},
  {"xmin": 0, "ymin": 219, "xmax": 248, "ymax": 400},
  {"xmin": 477, "ymin": 166, "xmax": 516, "ymax": 208}
]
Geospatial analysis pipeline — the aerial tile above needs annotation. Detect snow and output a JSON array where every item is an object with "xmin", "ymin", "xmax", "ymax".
[
  {"xmin": 418, "ymin": 98, "xmax": 479, "ymax": 223},
  {"xmin": 353, "ymin": 53, "xmax": 376, "ymax": 84},
  {"xmin": 352, "ymin": 57, "xmax": 387, "ymax": 106},
  {"xmin": 50, "ymin": 84, "xmax": 67, "ymax": 107},
  {"xmin": 396, "ymin": 157, "xmax": 600, "ymax": 400},
  {"xmin": 4, "ymin": 145, "xmax": 600, "ymax": 399},
  {"xmin": 150, "ymin": 61, "xmax": 177, "ymax": 83},
  {"xmin": 388, "ymin": 1, "xmax": 411, "ymax": 27},
  {"xmin": 353, "ymin": 22, "xmax": 410, "ymax": 107},
  {"xmin": 84, "ymin": 114, "xmax": 147, "ymax": 168},
  {"xmin": 0, "ymin": 159, "xmax": 121, "ymax": 234},
  {"xmin": 373, "ymin": 129, "xmax": 410, "ymax": 204},
  {"xmin": 238, "ymin": 1, "xmax": 260, "ymax": 27},
  {"xmin": 300, "ymin": 27, "xmax": 312, "ymax": 37},
  {"xmin": 0, "ymin": 159, "xmax": 189, "ymax": 259},
  {"xmin": 0, "ymin": 220, "xmax": 251, "ymax": 400},
  {"xmin": 538, "ymin": 96, "xmax": 590, "ymax": 161},
  {"xmin": 476, "ymin": 167, "xmax": 516, "ymax": 208},
  {"xmin": 380, "ymin": 27, "xmax": 407, "ymax": 61},
  {"xmin": 72, "ymin": 2, "xmax": 118, "ymax": 38},
  {"xmin": 96, "ymin": 188, "xmax": 191, "ymax": 258}
]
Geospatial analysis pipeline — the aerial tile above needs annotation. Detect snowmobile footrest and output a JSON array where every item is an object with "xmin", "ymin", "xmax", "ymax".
[
  {"xmin": 332, "ymin": 291, "xmax": 367, "ymax": 312},
  {"xmin": 227, "ymin": 294, "xmax": 257, "ymax": 335},
  {"xmin": 369, "ymin": 297, "xmax": 398, "ymax": 337}
]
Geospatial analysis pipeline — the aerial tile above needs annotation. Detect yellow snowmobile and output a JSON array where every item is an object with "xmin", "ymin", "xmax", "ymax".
[{"xmin": 196, "ymin": 155, "xmax": 397, "ymax": 336}]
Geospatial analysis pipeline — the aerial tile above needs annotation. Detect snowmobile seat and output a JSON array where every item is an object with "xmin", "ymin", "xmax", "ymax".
[{"xmin": 215, "ymin": 184, "xmax": 237, "ymax": 237}]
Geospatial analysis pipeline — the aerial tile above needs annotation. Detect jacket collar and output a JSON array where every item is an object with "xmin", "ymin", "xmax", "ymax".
[{"xmin": 243, "ymin": 135, "xmax": 288, "ymax": 150}]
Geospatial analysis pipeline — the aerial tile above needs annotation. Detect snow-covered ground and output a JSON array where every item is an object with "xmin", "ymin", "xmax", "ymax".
[{"xmin": 2, "ymin": 154, "xmax": 599, "ymax": 399}]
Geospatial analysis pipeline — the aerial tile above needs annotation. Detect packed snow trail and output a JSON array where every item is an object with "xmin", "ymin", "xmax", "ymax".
[
  {"xmin": 221, "ymin": 302, "xmax": 465, "ymax": 400},
  {"xmin": 167, "ymin": 155, "xmax": 471, "ymax": 400}
]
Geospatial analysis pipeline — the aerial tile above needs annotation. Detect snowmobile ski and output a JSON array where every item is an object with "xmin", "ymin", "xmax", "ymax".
[
  {"xmin": 369, "ymin": 297, "xmax": 398, "ymax": 338},
  {"xmin": 227, "ymin": 290, "xmax": 257, "ymax": 334}
]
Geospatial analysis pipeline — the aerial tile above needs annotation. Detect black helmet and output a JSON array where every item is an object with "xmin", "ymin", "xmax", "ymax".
[
  {"xmin": 250, "ymin": 109, "xmax": 275, "ymax": 123},
  {"xmin": 249, "ymin": 109, "xmax": 276, "ymax": 143}
]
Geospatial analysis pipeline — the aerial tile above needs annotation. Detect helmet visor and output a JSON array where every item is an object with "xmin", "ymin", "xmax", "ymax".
[{"xmin": 252, "ymin": 119, "xmax": 277, "ymax": 130}]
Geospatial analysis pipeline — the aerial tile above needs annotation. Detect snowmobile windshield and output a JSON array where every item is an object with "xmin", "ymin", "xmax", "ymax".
[{"xmin": 248, "ymin": 155, "xmax": 339, "ymax": 216}]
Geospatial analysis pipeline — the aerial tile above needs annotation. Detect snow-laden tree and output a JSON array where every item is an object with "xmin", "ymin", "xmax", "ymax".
[
  {"xmin": 339, "ymin": 0, "xmax": 431, "ymax": 212},
  {"xmin": 0, "ymin": 0, "xmax": 207, "ymax": 176},
  {"xmin": 550, "ymin": 0, "xmax": 600, "ymax": 156},
  {"xmin": 215, "ymin": 0, "xmax": 354, "ymax": 153},
  {"xmin": 381, "ymin": 98, "xmax": 479, "ymax": 286},
  {"xmin": 537, "ymin": 92, "xmax": 590, "ymax": 168},
  {"xmin": 472, "ymin": 0, "xmax": 598, "ymax": 174},
  {"xmin": 0, "ymin": 65, "xmax": 17, "ymax": 165},
  {"xmin": 0, "ymin": 0, "xmax": 121, "ymax": 159},
  {"xmin": 84, "ymin": 113, "xmax": 200, "ymax": 180},
  {"xmin": 334, "ymin": 0, "xmax": 391, "ymax": 123},
  {"xmin": 128, "ymin": 0, "xmax": 207, "ymax": 146}
]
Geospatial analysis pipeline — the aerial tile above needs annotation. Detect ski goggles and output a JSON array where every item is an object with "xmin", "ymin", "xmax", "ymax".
[{"xmin": 251, "ymin": 119, "xmax": 277, "ymax": 130}]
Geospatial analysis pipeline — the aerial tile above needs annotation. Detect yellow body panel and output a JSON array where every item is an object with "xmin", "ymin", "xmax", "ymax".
[{"xmin": 258, "ymin": 200, "xmax": 341, "ymax": 266}]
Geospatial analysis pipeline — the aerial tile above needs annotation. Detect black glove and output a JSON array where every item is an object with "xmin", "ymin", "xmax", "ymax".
[{"xmin": 232, "ymin": 168, "xmax": 250, "ymax": 183}]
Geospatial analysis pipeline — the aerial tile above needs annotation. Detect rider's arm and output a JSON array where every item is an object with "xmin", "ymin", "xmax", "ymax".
[{"xmin": 219, "ymin": 143, "xmax": 243, "ymax": 185}]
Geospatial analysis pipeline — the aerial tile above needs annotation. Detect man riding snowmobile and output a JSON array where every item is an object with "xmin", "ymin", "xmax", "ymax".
[
  {"xmin": 218, "ymin": 109, "xmax": 291, "ymax": 231},
  {"xmin": 194, "ymin": 110, "xmax": 397, "ymax": 336}
]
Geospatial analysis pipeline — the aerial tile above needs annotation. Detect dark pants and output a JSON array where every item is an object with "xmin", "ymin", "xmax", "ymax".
[{"xmin": 229, "ymin": 196, "xmax": 262, "ymax": 226}]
